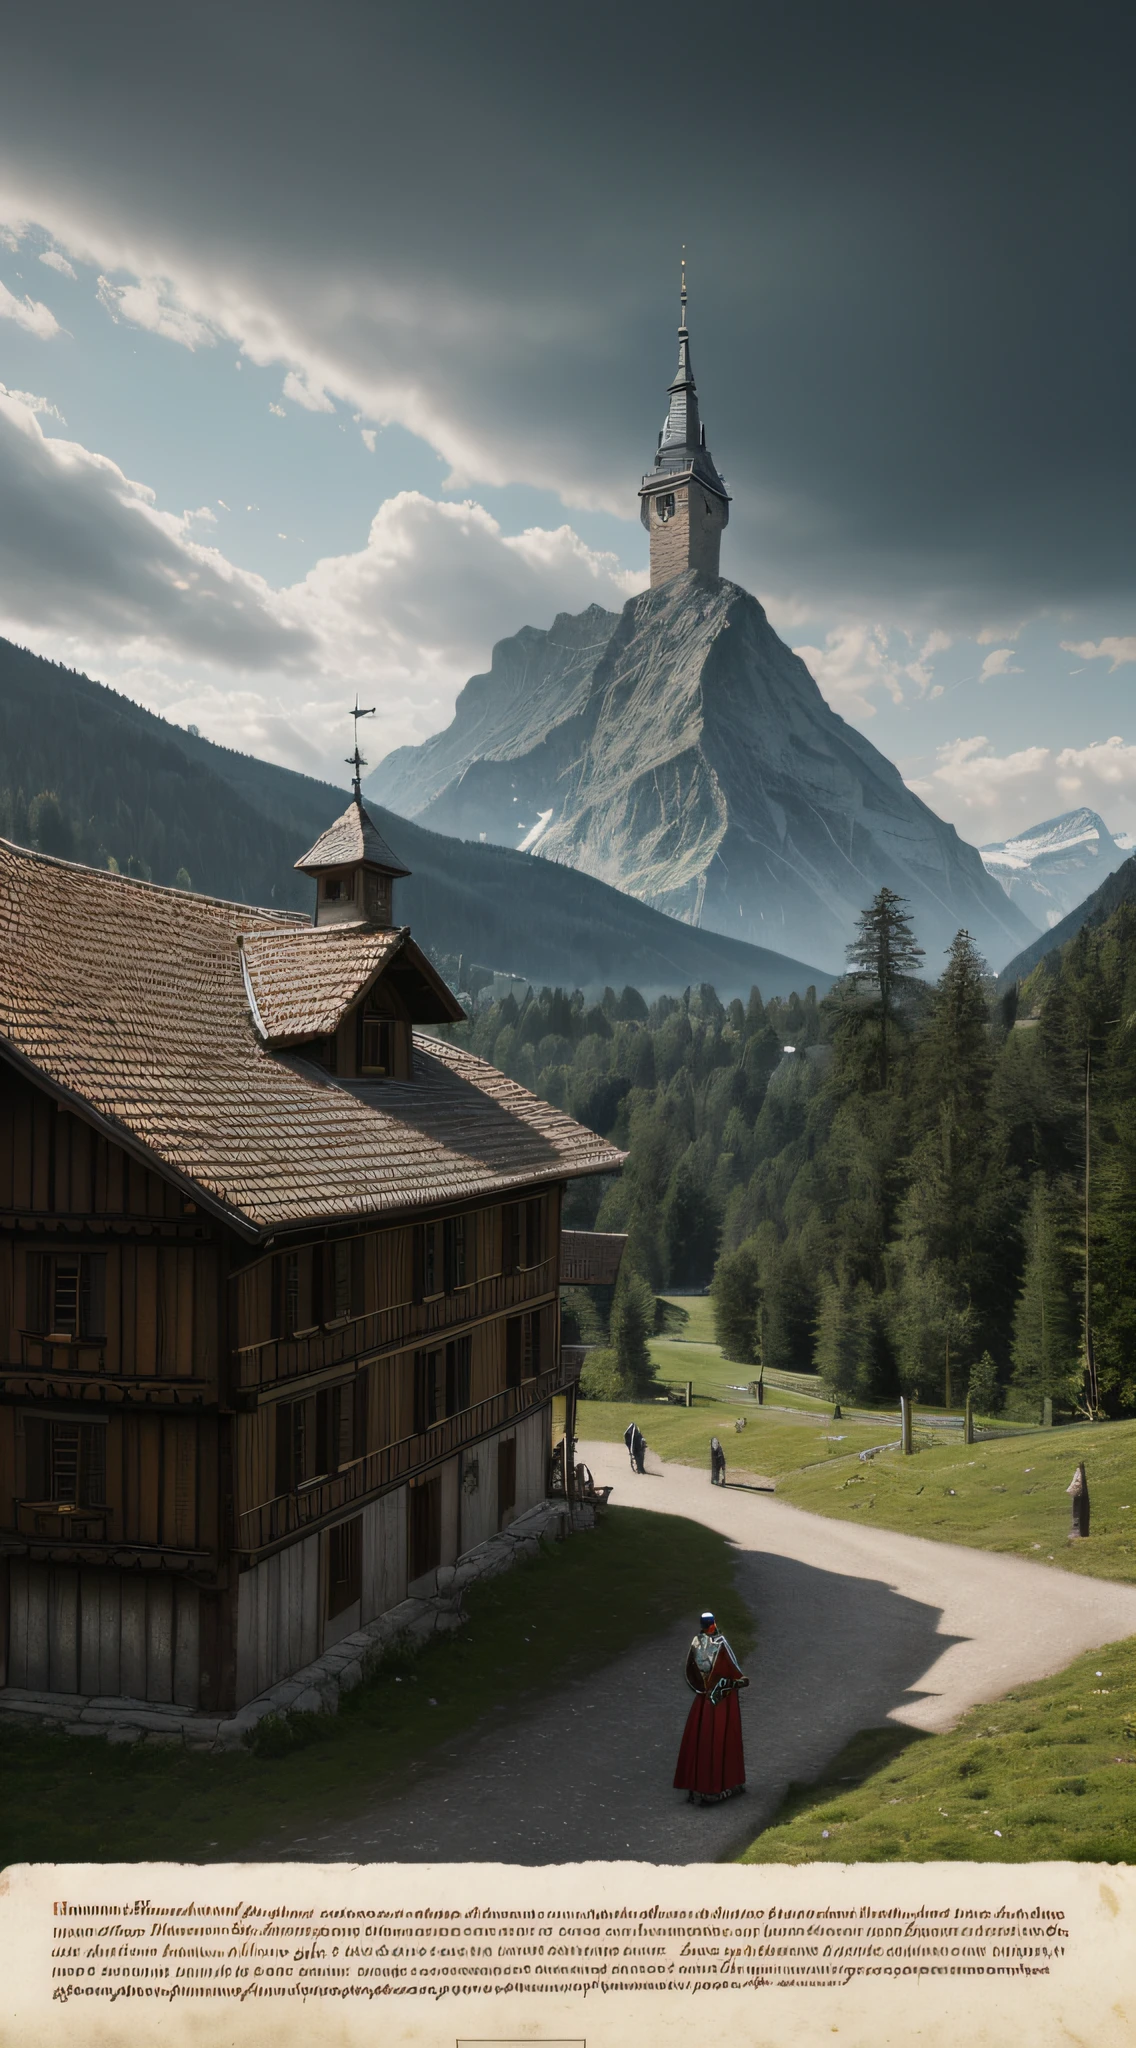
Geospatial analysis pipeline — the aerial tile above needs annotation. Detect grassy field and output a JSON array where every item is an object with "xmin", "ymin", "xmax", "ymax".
[
  {"xmin": 740, "ymin": 1636, "xmax": 1136, "ymax": 1863},
  {"xmin": 583, "ymin": 1397, "xmax": 898, "ymax": 1477},
  {"xmin": 776, "ymin": 1418, "xmax": 1136, "ymax": 1583},
  {"xmin": 0, "ymin": 1507, "xmax": 749, "ymax": 1867}
]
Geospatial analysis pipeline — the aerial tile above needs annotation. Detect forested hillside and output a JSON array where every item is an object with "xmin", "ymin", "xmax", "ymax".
[
  {"xmin": 437, "ymin": 895, "xmax": 1136, "ymax": 1420},
  {"xmin": 0, "ymin": 636, "xmax": 827, "ymax": 997}
]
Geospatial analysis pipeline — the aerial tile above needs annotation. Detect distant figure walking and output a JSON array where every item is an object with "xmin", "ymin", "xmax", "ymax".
[
  {"xmin": 710, "ymin": 1437, "xmax": 726, "ymax": 1485},
  {"xmin": 624, "ymin": 1421, "xmax": 647, "ymax": 1474}
]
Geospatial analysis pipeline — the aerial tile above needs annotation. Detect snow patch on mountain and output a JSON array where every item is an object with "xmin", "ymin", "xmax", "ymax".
[{"xmin": 981, "ymin": 807, "xmax": 1128, "ymax": 927}]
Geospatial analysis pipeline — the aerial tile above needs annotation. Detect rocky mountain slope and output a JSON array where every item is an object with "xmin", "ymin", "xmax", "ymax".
[
  {"xmin": 370, "ymin": 572, "xmax": 1036, "ymax": 972},
  {"xmin": 981, "ymin": 806, "xmax": 1132, "ymax": 928},
  {"xmin": 996, "ymin": 849, "xmax": 1136, "ymax": 994},
  {"xmin": 0, "ymin": 635, "xmax": 828, "ymax": 1000}
]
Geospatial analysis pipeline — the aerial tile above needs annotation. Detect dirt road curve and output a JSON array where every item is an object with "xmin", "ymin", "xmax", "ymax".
[{"xmin": 265, "ymin": 1442, "xmax": 1136, "ymax": 1864}]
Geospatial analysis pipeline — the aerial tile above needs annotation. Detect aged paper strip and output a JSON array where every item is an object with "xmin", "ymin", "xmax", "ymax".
[{"xmin": 1, "ymin": 1858, "xmax": 1132, "ymax": 2047}]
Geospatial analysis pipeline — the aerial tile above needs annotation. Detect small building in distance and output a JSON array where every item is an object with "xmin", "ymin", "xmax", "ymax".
[{"xmin": 0, "ymin": 794, "xmax": 624, "ymax": 1714}]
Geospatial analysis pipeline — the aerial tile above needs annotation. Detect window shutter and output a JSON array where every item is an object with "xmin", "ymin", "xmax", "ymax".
[
  {"xmin": 23, "ymin": 1415, "xmax": 49, "ymax": 1500},
  {"xmin": 352, "ymin": 1368, "xmax": 369, "ymax": 1460},
  {"xmin": 80, "ymin": 1254, "xmax": 107, "ymax": 1340},
  {"xmin": 274, "ymin": 1402, "xmax": 294, "ymax": 1496},
  {"xmin": 350, "ymin": 1236, "xmax": 366, "ymax": 1318},
  {"xmin": 25, "ymin": 1254, "xmax": 51, "ymax": 1335},
  {"xmin": 505, "ymin": 1318, "xmax": 522, "ymax": 1390},
  {"xmin": 80, "ymin": 1423, "xmax": 107, "ymax": 1508}
]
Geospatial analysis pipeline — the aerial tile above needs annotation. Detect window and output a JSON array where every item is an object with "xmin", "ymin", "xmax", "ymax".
[
  {"xmin": 330, "ymin": 1240, "xmax": 352, "ymax": 1321},
  {"xmin": 360, "ymin": 1015, "xmax": 394, "ymax": 1075},
  {"xmin": 275, "ymin": 1379, "xmax": 365, "ymax": 1494},
  {"xmin": 23, "ymin": 1417, "xmax": 106, "ymax": 1506},
  {"xmin": 497, "ymin": 1436, "xmax": 517, "ymax": 1525},
  {"xmin": 408, "ymin": 1475, "xmax": 442, "ymax": 1581},
  {"xmin": 278, "ymin": 1251, "xmax": 302, "ymax": 1338},
  {"xmin": 505, "ymin": 1317, "xmax": 522, "ymax": 1390},
  {"xmin": 413, "ymin": 1347, "xmax": 445, "ymax": 1434},
  {"xmin": 327, "ymin": 1516, "xmax": 362, "ymax": 1619},
  {"xmin": 323, "ymin": 875, "xmax": 350, "ymax": 902},
  {"xmin": 443, "ymin": 1214, "xmax": 467, "ymax": 1292},
  {"xmin": 26, "ymin": 1253, "xmax": 107, "ymax": 1340},
  {"xmin": 656, "ymin": 492, "xmax": 676, "ymax": 523},
  {"xmin": 445, "ymin": 1334, "xmax": 472, "ymax": 1414},
  {"xmin": 502, "ymin": 1202, "xmax": 523, "ymax": 1277},
  {"xmin": 413, "ymin": 1221, "xmax": 440, "ymax": 1302},
  {"xmin": 502, "ymin": 1201, "xmax": 541, "ymax": 1275},
  {"xmin": 505, "ymin": 1312, "xmax": 540, "ymax": 1389}
]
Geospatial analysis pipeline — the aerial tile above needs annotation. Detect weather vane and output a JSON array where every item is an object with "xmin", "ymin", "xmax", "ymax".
[{"xmin": 346, "ymin": 695, "xmax": 377, "ymax": 801}]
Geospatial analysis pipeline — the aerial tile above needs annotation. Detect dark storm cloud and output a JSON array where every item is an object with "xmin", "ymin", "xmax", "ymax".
[{"xmin": 0, "ymin": 0, "xmax": 1132, "ymax": 620}]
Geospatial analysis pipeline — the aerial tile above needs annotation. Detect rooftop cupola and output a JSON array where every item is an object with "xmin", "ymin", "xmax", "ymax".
[
  {"xmin": 639, "ymin": 254, "xmax": 730, "ymax": 587},
  {"xmin": 295, "ymin": 701, "xmax": 410, "ymax": 928}
]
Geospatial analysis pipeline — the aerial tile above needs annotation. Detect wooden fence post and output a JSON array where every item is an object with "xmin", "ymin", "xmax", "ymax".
[
  {"xmin": 901, "ymin": 1395, "xmax": 913, "ymax": 1455},
  {"xmin": 1067, "ymin": 1461, "xmax": 1090, "ymax": 1539},
  {"xmin": 964, "ymin": 1393, "xmax": 974, "ymax": 1445}
]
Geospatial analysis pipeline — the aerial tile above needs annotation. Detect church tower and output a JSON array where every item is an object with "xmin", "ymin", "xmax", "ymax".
[{"xmin": 639, "ymin": 258, "xmax": 730, "ymax": 587}]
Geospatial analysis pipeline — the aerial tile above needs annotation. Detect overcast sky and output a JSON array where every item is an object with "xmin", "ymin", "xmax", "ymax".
[{"xmin": 0, "ymin": 0, "xmax": 1133, "ymax": 845}]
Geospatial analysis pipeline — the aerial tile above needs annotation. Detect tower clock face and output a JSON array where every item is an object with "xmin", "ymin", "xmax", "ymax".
[{"xmin": 657, "ymin": 493, "xmax": 676, "ymax": 522}]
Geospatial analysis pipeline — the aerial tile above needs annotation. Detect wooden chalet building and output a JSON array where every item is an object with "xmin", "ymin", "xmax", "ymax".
[{"xmin": 0, "ymin": 798, "xmax": 624, "ymax": 1713}]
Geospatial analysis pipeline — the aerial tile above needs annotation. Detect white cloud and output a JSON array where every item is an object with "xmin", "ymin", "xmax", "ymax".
[
  {"xmin": 282, "ymin": 369, "xmax": 334, "ymax": 412},
  {"xmin": 38, "ymin": 249, "xmax": 76, "ymax": 279},
  {"xmin": 268, "ymin": 401, "xmax": 286, "ymax": 417},
  {"xmin": 96, "ymin": 274, "xmax": 215, "ymax": 349},
  {"xmin": 0, "ymin": 382, "xmax": 64, "ymax": 421},
  {"xmin": 0, "ymin": 278, "xmax": 59, "ymax": 338},
  {"xmin": 0, "ymin": 398, "xmax": 643, "ymax": 780},
  {"xmin": 976, "ymin": 622, "xmax": 1023, "ymax": 645},
  {"xmin": 906, "ymin": 732, "xmax": 1136, "ymax": 844},
  {"xmin": 979, "ymin": 647, "xmax": 1023, "ymax": 681},
  {"xmin": 0, "ymin": 388, "xmax": 309, "ymax": 668},
  {"xmin": 921, "ymin": 629, "xmax": 952, "ymax": 658},
  {"xmin": 360, "ymin": 427, "xmax": 377, "ymax": 452},
  {"xmin": 1061, "ymin": 635, "xmax": 1136, "ymax": 671},
  {"xmin": 792, "ymin": 621, "xmax": 907, "ymax": 720},
  {"xmin": 0, "ymin": 225, "xmax": 20, "ymax": 252}
]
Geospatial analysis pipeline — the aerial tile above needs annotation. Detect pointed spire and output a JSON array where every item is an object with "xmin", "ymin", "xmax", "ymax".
[{"xmin": 649, "ymin": 252, "xmax": 725, "ymax": 498}]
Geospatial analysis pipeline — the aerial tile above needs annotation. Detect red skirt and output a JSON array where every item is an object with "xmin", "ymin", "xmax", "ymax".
[{"xmin": 673, "ymin": 1689, "xmax": 745, "ymax": 1796}]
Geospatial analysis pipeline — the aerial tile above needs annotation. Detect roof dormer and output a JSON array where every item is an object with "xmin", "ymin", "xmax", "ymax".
[{"xmin": 294, "ymin": 797, "xmax": 411, "ymax": 929}]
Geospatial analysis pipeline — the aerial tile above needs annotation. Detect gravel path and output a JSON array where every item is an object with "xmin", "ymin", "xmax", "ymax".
[{"xmin": 264, "ymin": 1441, "xmax": 1136, "ymax": 1865}]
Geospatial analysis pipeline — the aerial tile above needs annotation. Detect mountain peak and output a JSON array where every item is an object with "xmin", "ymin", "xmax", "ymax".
[
  {"xmin": 981, "ymin": 806, "xmax": 1127, "ymax": 929},
  {"xmin": 369, "ymin": 579, "xmax": 1036, "ymax": 971}
]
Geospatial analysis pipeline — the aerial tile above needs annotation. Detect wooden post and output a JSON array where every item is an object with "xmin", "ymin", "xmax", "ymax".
[
  {"xmin": 685, "ymin": 1380, "xmax": 693, "ymax": 1409},
  {"xmin": 901, "ymin": 1395, "xmax": 913, "ymax": 1455},
  {"xmin": 1067, "ymin": 1461, "xmax": 1090, "ymax": 1539},
  {"xmin": 1042, "ymin": 1396, "xmax": 1053, "ymax": 1428},
  {"xmin": 964, "ymin": 1392, "xmax": 974, "ymax": 1445}
]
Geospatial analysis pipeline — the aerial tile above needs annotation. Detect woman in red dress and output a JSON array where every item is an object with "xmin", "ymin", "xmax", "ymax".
[{"xmin": 673, "ymin": 1610, "xmax": 749, "ymax": 1803}]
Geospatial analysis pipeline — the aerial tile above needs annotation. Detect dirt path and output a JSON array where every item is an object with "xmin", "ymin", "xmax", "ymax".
[{"xmin": 264, "ymin": 1442, "xmax": 1136, "ymax": 1865}]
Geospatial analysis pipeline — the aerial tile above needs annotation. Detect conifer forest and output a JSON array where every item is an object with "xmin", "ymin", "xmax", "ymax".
[{"xmin": 440, "ymin": 891, "xmax": 1136, "ymax": 1421}]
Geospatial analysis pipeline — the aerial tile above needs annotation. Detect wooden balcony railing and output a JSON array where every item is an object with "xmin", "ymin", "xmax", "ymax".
[
  {"xmin": 233, "ymin": 1261, "xmax": 557, "ymax": 1395},
  {"xmin": 19, "ymin": 1335, "xmax": 107, "ymax": 1374},
  {"xmin": 15, "ymin": 1501, "xmax": 110, "ymax": 1541},
  {"xmin": 237, "ymin": 1356, "xmax": 574, "ymax": 1559}
]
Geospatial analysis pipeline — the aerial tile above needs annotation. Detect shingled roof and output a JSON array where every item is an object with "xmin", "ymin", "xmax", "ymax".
[
  {"xmin": 240, "ymin": 923, "xmax": 463, "ymax": 1045},
  {"xmin": 295, "ymin": 798, "xmax": 411, "ymax": 876},
  {"xmin": 0, "ymin": 840, "xmax": 624, "ymax": 1238}
]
